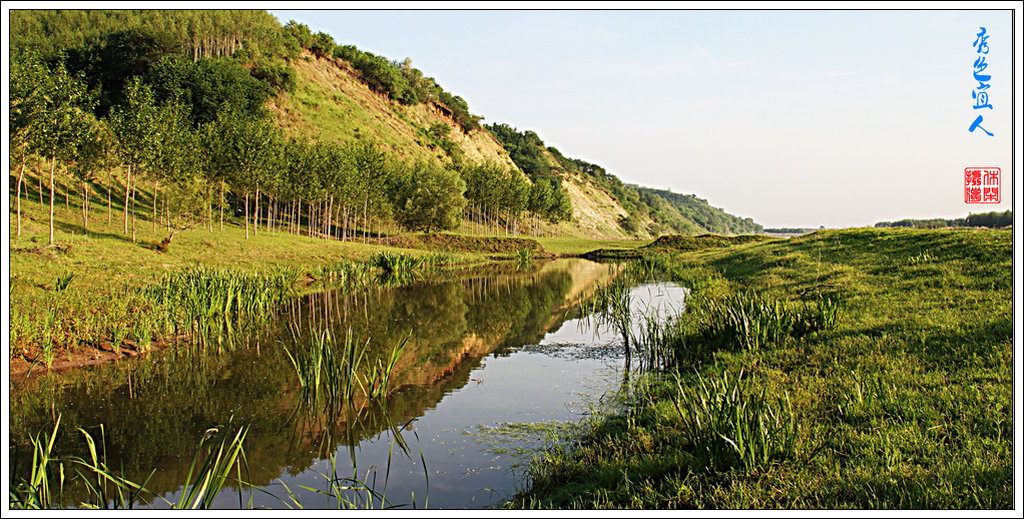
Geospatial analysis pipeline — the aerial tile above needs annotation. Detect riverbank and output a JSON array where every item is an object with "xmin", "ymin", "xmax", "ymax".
[
  {"xmin": 510, "ymin": 228, "xmax": 1014, "ymax": 508},
  {"xmin": 9, "ymin": 190, "xmax": 650, "ymax": 375}
]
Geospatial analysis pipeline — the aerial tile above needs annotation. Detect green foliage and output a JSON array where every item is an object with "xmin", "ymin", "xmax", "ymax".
[
  {"xmin": 28, "ymin": 56, "xmax": 97, "ymax": 164},
  {"xmin": 147, "ymin": 55, "xmax": 275, "ymax": 126},
  {"xmin": 671, "ymin": 370, "xmax": 797, "ymax": 474},
  {"xmin": 485, "ymin": 123, "xmax": 552, "ymax": 181},
  {"xmin": 108, "ymin": 77, "xmax": 162, "ymax": 171},
  {"xmin": 8, "ymin": 415, "xmax": 65, "ymax": 509},
  {"xmin": 389, "ymin": 161, "xmax": 467, "ymax": 233}
]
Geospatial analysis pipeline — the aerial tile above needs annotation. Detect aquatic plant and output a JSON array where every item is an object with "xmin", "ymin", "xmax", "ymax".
[
  {"xmin": 691, "ymin": 290, "xmax": 840, "ymax": 352},
  {"xmin": 8, "ymin": 415, "xmax": 64, "ymax": 509},
  {"xmin": 72, "ymin": 425, "xmax": 154, "ymax": 509},
  {"xmin": 369, "ymin": 251, "xmax": 423, "ymax": 275},
  {"xmin": 513, "ymin": 249, "xmax": 534, "ymax": 269},
  {"xmin": 581, "ymin": 279, "xmax": 636, "ymax": 359},
  {"xmin": 670, "ymin": 369, "xmax": 797, "ymax": 474},
  {"xmin": 629, "ymin": 251, "xmax": 673, "ymax": 281},
  {"xmin": 172, "ymin": 424, "xmax": 250, "ymax": 509}
]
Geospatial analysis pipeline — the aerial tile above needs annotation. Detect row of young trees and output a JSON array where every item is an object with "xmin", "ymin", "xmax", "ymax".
[{"xmin": 10, "ymin": 50, "xmax": 571, "ymax": 247}]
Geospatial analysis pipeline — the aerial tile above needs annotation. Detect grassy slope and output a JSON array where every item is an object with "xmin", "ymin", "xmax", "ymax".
[
  {"xmin": 271, "ymin": 53, "xmax": 518, "ymax": 171},
  {"xmin": 272, "ymin": 53, "xmax": 663, "ymax": 240},
  {"xmin": 512, "ymin": 228, "xmax": 1012, "ymax": 508}
]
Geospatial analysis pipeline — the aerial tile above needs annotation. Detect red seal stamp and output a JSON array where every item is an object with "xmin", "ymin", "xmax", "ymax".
[{"xmin": 964, "ymin": 167, "xmax": 1000, "ymax": 203}]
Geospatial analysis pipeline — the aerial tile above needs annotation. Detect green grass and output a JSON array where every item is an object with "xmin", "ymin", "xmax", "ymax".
[
  {"xmin": 536, "ymin": 236, "xmax": 651, "ymax": 256},
  {"xmin": 509, "ymin": 228, "xmax": 1012, "ymax": 509}
]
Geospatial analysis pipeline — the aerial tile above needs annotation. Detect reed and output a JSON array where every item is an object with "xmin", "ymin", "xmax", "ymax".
[
  {"xmin": 369, "ymin": 251, "xmax": 423, "ymax": 275},
  {"xmin": 670, "ymin": 369, "xmax": 797, "ymax": 474},
  {"xmin": 513, "ymin": 249, "xmax": 534, "ymax": 269},
  {"xmin": 72, "ymin": 425, "xmax": 154, "ymax": 509},
  {"xmin": 692, "ymin": 290, "xmax": 840, "ymax": 352},
  {"xmin": 581, "ymin": 279, "xmax": 636, "ymax": 357},
  {"xmin": 172, "ymin": 424, "xmax": 251, "ymax": 509},
  {"xmin": 283, "ymin": 324, "xmax": 408, "ymax": 415},
  {"xmin": 8, "ymin": 415, "xmax": 64, "ymax": 509}
]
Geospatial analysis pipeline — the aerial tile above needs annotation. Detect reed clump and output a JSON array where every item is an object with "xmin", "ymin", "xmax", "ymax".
[
  {"xmin": 670, "ymin": 369, "xmax": 797, "ymax": 474},
  {"xmin": 691, "ymin": 290, "xmax": 840, "ymax": 352},
  {"xmin": 283, "ymin": 325, "xmax": 408, "ymax": 414}
]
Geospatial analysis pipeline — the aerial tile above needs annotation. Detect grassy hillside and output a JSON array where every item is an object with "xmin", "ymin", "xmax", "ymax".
[{"xmin": 271, "ymin": 53, "xmax": 518, "ymax": 171}]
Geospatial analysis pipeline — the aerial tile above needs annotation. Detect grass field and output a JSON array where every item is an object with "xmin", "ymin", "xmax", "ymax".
[{"xmin": 510, "ymin": 227, "xmax": 1014, "ymax": 509}]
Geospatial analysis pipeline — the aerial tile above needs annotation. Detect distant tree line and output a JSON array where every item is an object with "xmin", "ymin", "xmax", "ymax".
[
  {"xmin": 875, "ymin": 211, "xmax": 1012, "ymax": 229},
  {"xmin": 764, "ymin": 227, "xmax": 818, "ymax": 234}
]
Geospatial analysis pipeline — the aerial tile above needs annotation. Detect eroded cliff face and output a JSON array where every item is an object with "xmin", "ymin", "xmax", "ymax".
[
  {"xmin": 271, "ymin": 53, "xmax": 644, "ymax": 239},
  {"xmin": 270, "ymin": 52, "xmax": 517, "ymax": 170}
]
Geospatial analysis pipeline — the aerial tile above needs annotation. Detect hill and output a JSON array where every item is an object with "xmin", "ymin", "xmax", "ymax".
[{"xmin": 8, "ymin": 8, "xmax": 762, "ymax": 240}]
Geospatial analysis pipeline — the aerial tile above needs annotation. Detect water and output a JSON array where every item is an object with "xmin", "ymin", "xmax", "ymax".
[{"xmin": 8, "ymin": 258, "xmax": 686, "ymax": 509}]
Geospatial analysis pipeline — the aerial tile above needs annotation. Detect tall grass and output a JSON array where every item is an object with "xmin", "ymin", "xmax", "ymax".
[
  {"xmin": 691, "ymin": 290, "xmax": 840, "ymax": 352},
  {"xmin": 73, "ymin": 425, "xmax": 153, "ymax": 509},
  {"xmin": 580, "ymin": 279, "xmax": 635, "ymax": 359},
  {"xmin": 172, "ymin": 424, "xmax": 250, "ymax": 509},
  {"xmin": 143, "ymin": 266, "xmax": 293, "ymax": 348},
  {"xmin": 513, "ymin": 249, "xmax": 534, "ymax": 269},
  {"xmin": 9, "ymin": 415, "xmax": 251, "ymax": 509},
  {"xmin": 282, "ymin": 324, "xmax": 408, "ymax": 415},
  {"xmin": 9, "ymin": 415, "xmax": 65, "ymax": 509},
  {"xmin": 670, "ymin": 370, "xmax": 798, "ymax": 474}
]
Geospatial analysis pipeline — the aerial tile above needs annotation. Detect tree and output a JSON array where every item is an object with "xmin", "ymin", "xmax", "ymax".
[
  {"xmin": 30, "ymin": 57, "xmax": 95, "ymax": 245},
  {"xmin": 350, "ymin": 141, "xmax": 392, "ymax": 243},
  {"xmin": 9, "ymin": 51, "xmax": 49, "ymax": 236},
  {"xmin": 108, "ymin": 77, "xmax": 162, "ymax": 241},
  {"xmin": 68, "ymin": 115, "xmax": 116, "ymax": 232},
  {"xmin": 391, "ymin": 161, "xmax": 466, "ymax": 233},
  {"xmin": 148, "ymin": 98, "xmax": 197, "ymax": 233},
  {"xmin": 207, "ymin": 109, "xmax": 282, "ymax": 239}
]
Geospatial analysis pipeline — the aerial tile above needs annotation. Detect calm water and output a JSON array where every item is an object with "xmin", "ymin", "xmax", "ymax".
[{"xmin": 8, "ymin": 258, "xmax": 686, "ymax": 509}]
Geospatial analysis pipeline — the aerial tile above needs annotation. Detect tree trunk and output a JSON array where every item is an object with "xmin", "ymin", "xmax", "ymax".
[
  {"xmin": 254, "ymin": 185, "xmax": 260, "ymax": 236},
  {"xmin": 82, "ymin": 182, "xmax": 89, "ymax": 230},
  {"xmin": 123, "ymin": 163, "xmax": 133, "ymax": 234},
  {"xmin": 16, "ymin": 160, "xmax": 25, "ymax": 236},
  {"xmin": 131, "ymin": 181, "xmax": 137, "ymax": 243},
  {"xmin": 219, "ymin": 182, "xmax": 224, "ymax": 232},
  {"xmin": 107, "ymin": 170, "xmax": 113, "ymax": 226},
  {"xmin": 49, "ymin": 152, "xmax": 56, "ymax": 245},
  {"xmin": 244, "ymin": 191, "xmax": 250, "ymax": 239},
  {"xmin": 152, "ymin": 180, "xmax": 159, "ymax": 233},
  {"xmin": 326, "ymin": 196, "xmax": 333, "ymax": 242}
]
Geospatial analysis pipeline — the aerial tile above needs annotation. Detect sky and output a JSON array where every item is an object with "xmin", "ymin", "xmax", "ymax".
[{"xmin": 265, "ymin": 6, "xmax": 1017, "ymax": 229}]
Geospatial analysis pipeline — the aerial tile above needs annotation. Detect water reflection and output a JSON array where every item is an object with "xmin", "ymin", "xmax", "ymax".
[{"xmin": 9, "ymin": 258, "xmax": 632, "ymax": 508}]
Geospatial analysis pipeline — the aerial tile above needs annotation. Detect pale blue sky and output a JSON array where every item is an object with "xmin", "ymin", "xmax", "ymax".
[{"xmin": 271, "ymin": 8, "xmax": 1014, "ymax": 228}]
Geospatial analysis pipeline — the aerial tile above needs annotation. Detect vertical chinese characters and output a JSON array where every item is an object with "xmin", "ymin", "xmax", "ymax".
[{"xmin": 968, "ymin": 27, "xmax": 993, "ymax": 136}]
